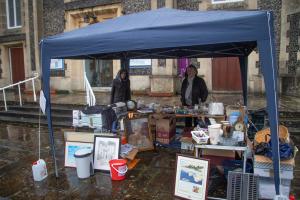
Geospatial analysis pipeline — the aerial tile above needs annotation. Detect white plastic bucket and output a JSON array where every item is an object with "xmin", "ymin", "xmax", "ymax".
[
  {"xmin": 32, "ymin": 159, "xmax": 48, "ymax": 181},
  {"xmin": 74, "ymin": 148, "xmax": 94, "ymax": 179},
  {"xmin": 208, "ymin": 124, "xmax": 223, "ymax": 145}
]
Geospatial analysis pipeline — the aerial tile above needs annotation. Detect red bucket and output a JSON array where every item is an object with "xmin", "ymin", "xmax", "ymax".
[{"xmin": 109, "ymin": 159, "xmax": 128, "ymax": 181}]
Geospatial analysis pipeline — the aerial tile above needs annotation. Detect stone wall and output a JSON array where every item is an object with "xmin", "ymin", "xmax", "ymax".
[
  {"xmin": 43, "ymin": 0, "xmax": 123, "ymax": 37},
  {"xmin": 65, "ymin": 0, "xmax": 121, "ymax": 10},
  {"xmin": 257, "ymin": 0, "xmax": 282, "ymax": 68},
  {"xmin": 0, "ymin": 0, "xmax": 6, "ymax": 33},
  {"xmin": 286, "ymin": 12, "xmax": 300, "ymax": 74},
  {"xmin": 0, "ymin": 34, "xmax": 26, "ymax": 43},
  {"xmin": 28, "ymin": 0, "xmax": 36, "ymax": 70},
  {"xmin": 284, "ymin": 12, "xmax": 300, "ymax": 96},
  {"xmin": 177, "ymin": 0, "xmax": 199, "ymax": 11},
  {"xmin": 43, "ymin": 0, "xmax": 65, "ymax": 37},
  {"xmin": 121, "ymin": 0, "xmax": 151, "ymax": 15}
]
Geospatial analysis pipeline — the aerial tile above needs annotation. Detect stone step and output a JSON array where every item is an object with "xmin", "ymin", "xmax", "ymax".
[
  {"xmin": 249, "ymin": 109, "xmax": 300, "ymax": 117},
  {"xmin": 0, "ymin": 110, "xmax": 72, "ymax": 121},
  {"xmin": 1, "ymin": 105, "xmax": 74, "ymax": 115},
  {"xmin": 286, "ymin": 127, "xmax": 300, "ymax": 134},
  {"xmin": 0, "ymin": 116, "xmax": 72, "ymax": 127},
  {"xmin": 279, "ymin": 111, "xmax": 300, "ymax": 118},
  {"xmin": 279, "ymin": 120, "xmax": 300, "ymax": 129},
  {"xmin": 0, "ymin": 100, "xmax": 85, "ymax": 110},
  {"xmin": 0, "ymin": 102, "xmax": 87, "ymax": 127}
]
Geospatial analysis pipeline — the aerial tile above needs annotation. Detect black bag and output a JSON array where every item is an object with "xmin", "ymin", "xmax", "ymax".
[{"xmin": 255, "ymin": 142, "xmax": 271, "ymax": 155}]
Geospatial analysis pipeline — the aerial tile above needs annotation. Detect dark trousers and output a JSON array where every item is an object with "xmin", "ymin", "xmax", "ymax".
[{"xmin": 185, "ymin": 117, "xmax": 198, "ymax": 127}]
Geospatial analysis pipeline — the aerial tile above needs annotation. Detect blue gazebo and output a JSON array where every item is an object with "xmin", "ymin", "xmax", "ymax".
[{"xmin": 40, "ymin": 8, "xmax": 282, "ymax": 195}]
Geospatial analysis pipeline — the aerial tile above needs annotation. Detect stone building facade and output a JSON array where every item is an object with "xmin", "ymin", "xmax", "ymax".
[
  {"xmin": 1, "ymin": 0, "xmax": 299, "ymax": 97},
  {"xmin": 0, "ymin": 0, "xmax": 42, "ymax": 90}
]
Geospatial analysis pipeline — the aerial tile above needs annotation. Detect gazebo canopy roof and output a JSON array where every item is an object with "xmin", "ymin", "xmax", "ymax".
[{"xmin": 42, "ymin": 8, "xmax": 266, "ymax": 59}]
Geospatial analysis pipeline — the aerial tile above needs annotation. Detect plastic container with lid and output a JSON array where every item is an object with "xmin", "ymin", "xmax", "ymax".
[{"xmin": 74, "ymin": 148, "xmax": 94, "ymax": 179}]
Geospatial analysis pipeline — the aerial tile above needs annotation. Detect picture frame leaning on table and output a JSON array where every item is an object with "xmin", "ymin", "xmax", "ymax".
[
  {"xmin": 174, "ymin": 154, "xmax": 210, "ymax": 200},
  {"xmin": 93, "ymin": 135, "xmax": 121, "ymax": 171}
]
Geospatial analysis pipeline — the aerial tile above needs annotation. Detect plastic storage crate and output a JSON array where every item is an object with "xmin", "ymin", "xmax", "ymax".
[
  {"xmin": 227, "ymin": 171, "xmax": 259, "ymax": 200},
  {"xmin": 247, "ymin": 109, "xmax": 267, "ymax": 140}
]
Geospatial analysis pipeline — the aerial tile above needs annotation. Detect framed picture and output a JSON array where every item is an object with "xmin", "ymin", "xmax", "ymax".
[
  {"xmin": 174, "ymin": 154, "xmax": 210, "ymax": 200},
  {"xmin": 124, "ymin": 117, "xmax": 154, "ymax": 151},
  {"xmin": 93, "ymin": 135, "xmax": 121, "ymax": 171},
  {"xmin": 64, "ymin": 141, "xmax": 93, "ymax": 168}
]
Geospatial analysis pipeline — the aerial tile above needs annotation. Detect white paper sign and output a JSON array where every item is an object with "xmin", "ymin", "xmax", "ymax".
[
  {"xmin": 50, "ymin": 59, "xmax": 64, "ymax": 70},
  {"xmin": 39, "ymin": 90, "xmax": 46, "ymax": 115}
]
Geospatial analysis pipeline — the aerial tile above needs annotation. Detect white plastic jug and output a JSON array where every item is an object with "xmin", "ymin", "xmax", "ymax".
[
  {"xmin": 74, "ymin": 148, "xmax": 94, "ymax": 179},
  {"xmin": 32, "ymin": 159, "xmax": 48, "ymax": 181},
  {"xmin": 208, "ymin": 124, "xmax": 223, "ymax": 145}
]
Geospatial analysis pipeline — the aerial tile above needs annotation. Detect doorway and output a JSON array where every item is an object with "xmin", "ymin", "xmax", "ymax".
[
  {"xmin": 9, "ymin": 47, "xmax": 25, "ymax": 89},
  {"xmin": 212, "ymin": 57, "xmax": 242, "ymax": 91}
]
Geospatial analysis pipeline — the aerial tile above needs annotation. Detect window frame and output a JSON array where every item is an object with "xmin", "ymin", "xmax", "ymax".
[
  {"xmin": 129, "ymin": 59, "xmax": 152, "ymax": 69},
  {"xmin": 6, "ymin": 0, "xmax": 22, "ymax": 29},
  {"xmin": 211, "ymin": 0, "xmax": 244, "ymax": 4},
  {"xmin": 50, "ymin": 59, "xmax": 65, "ymax": 77}
]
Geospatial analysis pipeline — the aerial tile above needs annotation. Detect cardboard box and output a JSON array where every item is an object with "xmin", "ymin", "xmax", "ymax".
[
  {"xmin": 254, "ymin": 155, "xmax": 295, "ymax": 166},
  {"xmin": 149, "ymin": 114, "xmax": 163, "ymax": 126},
  {"xmin": 156, "ymin": 117, "xmax": 176, "ymax": 139}
]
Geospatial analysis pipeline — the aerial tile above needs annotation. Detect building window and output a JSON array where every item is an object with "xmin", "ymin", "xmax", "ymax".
[
  {"xmin": 6, "ymin": 0, "xmax": 22, "ymax": 29},
  {"xmin": 129, "ymin": 59, "xmax": 152, "ymax": 75},
  {"xmin": 50, "ymin": 59, "xmax": 65, "ymax": 77},
  {"xmin": 85, "ymin": 59, "xmax": 113, "ymax": 87}
]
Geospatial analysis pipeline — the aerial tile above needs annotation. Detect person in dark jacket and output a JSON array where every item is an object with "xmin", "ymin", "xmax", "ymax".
[
  {"xmin": 181, "ymin": 64, "xmax": 208, "ymax": 127},
  {"xmin": 111, "ymin": 69, "xmax": 131, "ymax": 104}
]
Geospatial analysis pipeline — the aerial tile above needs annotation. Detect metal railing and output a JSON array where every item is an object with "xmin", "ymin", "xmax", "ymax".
[
  {"xmin": 84, "ymin": 72, "xmax": 96, "ymax": 106},
  {"xmin": 0, "ymin": 75, "xmax": 39, "ymax": 111}
]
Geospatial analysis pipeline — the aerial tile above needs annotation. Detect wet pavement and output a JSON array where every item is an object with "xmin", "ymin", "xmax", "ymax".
[
  {"xmin": 0, "ymin": 123, "xmax": 299, "ymax": 199},
  {"xmin": 0, "ymin": 124, "xmax": 184, "ymax": 200},
  {"xmin": 0, "ymin": 92, "xmax": 300, "ymax": 199}
]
